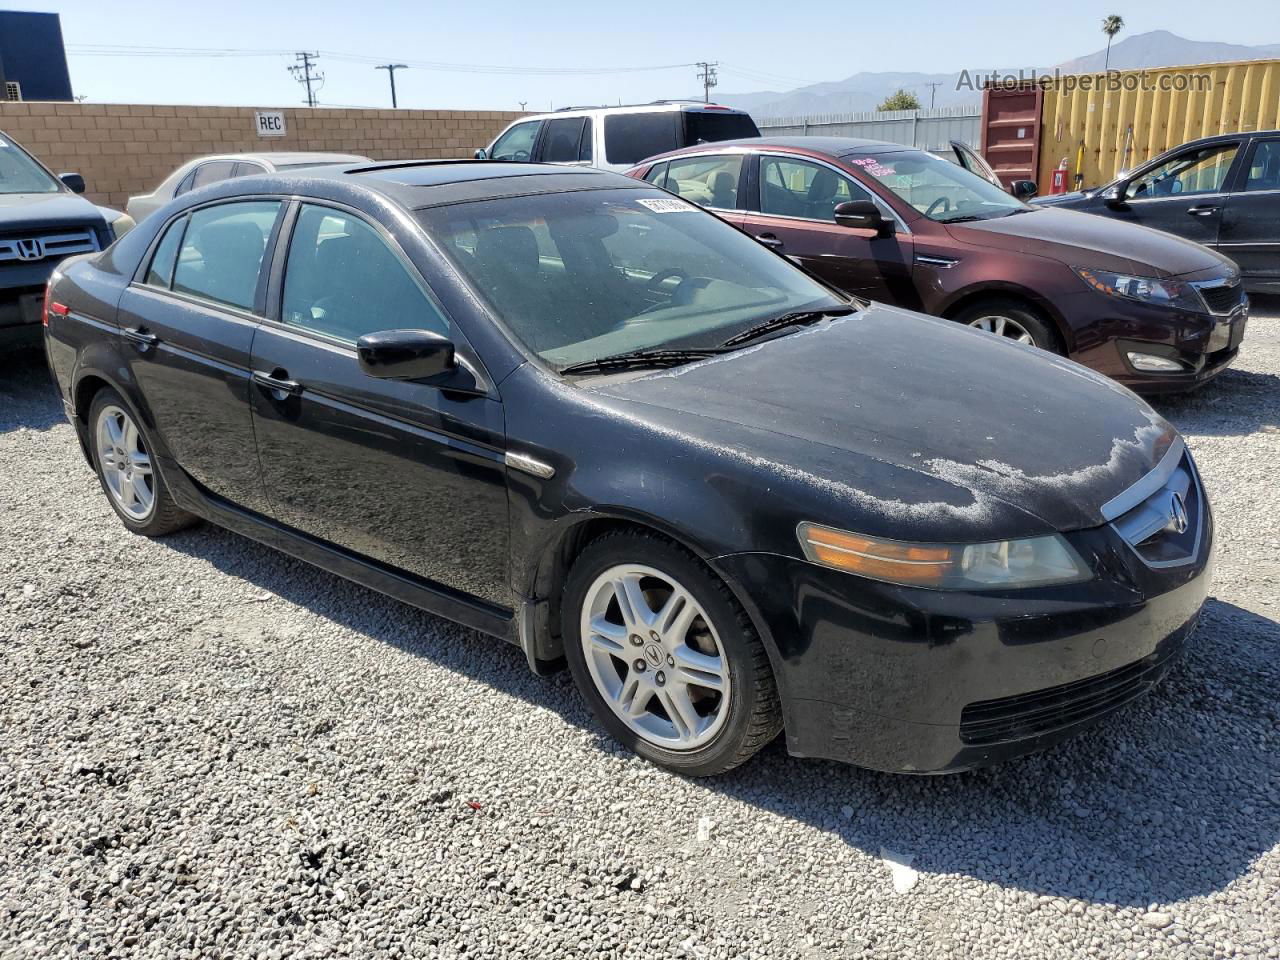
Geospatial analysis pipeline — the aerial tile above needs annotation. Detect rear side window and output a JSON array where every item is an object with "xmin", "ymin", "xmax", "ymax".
[
  {"xmin": 172, "ymin": 201, "xmax": 281, "ymax": 311},
  {"xmin": 144, "ymin": 215, "xmax": 186, "ymax": 288},
  {"xmin": 542, "ymin": 117, "xmax": 587, "ymax": 163},
  {"xmin": 683, "ymin": 111, "xmax": 760, "ymax": 146},
  {"xmin": 191, "ymin": 161, "xmax": 237, "ymax": 190},
  {"xmin": 579, "ymin": 118, "xmax": 594, "ymax": 163},
  {"xmin": 662, "ymin": 155, "xmax": 744, "ymax": 209},
  {"xmin": 603, "ymin": 113, "xmax": 680, "ymax": 166},
  {"xmin": 1243, "ymin": 140, "xmax": 1280, "ymax": 191},
  {"xmin": 231, "ymin": 161, "xmax": 267, "ymax": 178}
]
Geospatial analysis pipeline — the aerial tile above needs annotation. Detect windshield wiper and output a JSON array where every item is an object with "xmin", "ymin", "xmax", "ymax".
[
  {"xmin": 720, "ymin": 307, "xmax": 854, "ymax": 348},
  {"xmin": 559, "ymin": 348, "xmax": 728, "ymax": 376},
  {"xmin": 936, "ymin": 214, "xmax": 986, "ymax": 224}
]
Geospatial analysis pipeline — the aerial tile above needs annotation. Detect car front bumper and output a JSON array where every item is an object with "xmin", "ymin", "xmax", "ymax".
[
  {"xmin": 0, "ymin": 288, "xmax": 46, "ymax": 351},
  {"xmin": 711, "ymin": 517, "xmax": 1213, "ymax": 774}
]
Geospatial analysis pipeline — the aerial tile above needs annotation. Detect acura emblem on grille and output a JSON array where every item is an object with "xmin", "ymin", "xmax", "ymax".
[
  {"xmin": 1167, "ymin": 491, "xmax": 1189, "ymax": 535},
  {"xmin": 15, "ymin": 238, "xmax": 44, "ymax": 261}
]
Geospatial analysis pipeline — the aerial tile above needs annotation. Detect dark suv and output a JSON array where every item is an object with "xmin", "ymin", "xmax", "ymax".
[
  {"xmin": 626, "ymin": 137, "xmax": 1248, "ymax": 393},
  {"xmin": 0, "ymin": 130, "xmax": 131, "ymax": 350}
]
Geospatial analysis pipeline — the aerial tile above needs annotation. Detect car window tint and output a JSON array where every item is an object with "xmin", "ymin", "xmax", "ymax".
[
  {"xmin": 490, "ymin": 121, "xmax": 542, "ymax": 162},
  {"xmin": 1243, "ymin": 140, "xmax": 1280, "ymax": 192},
  {"xmin": 579, "ymin": 118, "xmax": 594, "ymax": 163},
  {"xmin": 682, "ymin": 111, "xmax": 760, "ymax": 145},
  {"xmin": 171, "ymin": 201, "xmax": 280, "ymax": 311},
  {"xmin": 1126, "ymin": 144, "xmax": 1238, "ymax": 200},
  {"xmin": 281, "ymin": 204, "xmax": 449, "ymax": 343},
  {"xmin": 190, "ymin": 160, "xmax": 237, "ymax": 190},
  {"xmin": 759, "ymin": 156, "xmax": 868, "ymax": 221},
  {"xmin": 603, "ymin": 113, "xmax": 680, "ymax": 166},
  {"xmin": 542, "ymin": 117, "xmax": 586, "ymax": 163},
  {"xmin": 144, "ymin": 215, "xmax": 186, "ymax": 288},
  {"xmin": 662, "ymin": 155, "xmax": 743, "ymax": 209},
  {"xmin": 642, "ymin": 162, "xmax": 668, "ymax": 186}
]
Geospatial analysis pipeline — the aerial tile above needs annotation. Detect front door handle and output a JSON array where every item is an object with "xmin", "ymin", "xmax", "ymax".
[
  {"xmin": 1187, "ymin": 205, "xmax": 1219, "ymax": 216},
  {"xmin": 122, "ymin": 326, "xmax": 159, "ymax": 350},
  {"xmin": 755, "ymin": 233, "xmax": 784, "ymax": 249},
  {"xmin": 252, "ymin": 369, "xmax": 302, "ymax": 398}
]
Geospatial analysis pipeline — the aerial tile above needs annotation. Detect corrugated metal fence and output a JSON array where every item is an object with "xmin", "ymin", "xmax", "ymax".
[{"xmin": 757, "ymin": 106, "xmax": 982, "ymax": 152}]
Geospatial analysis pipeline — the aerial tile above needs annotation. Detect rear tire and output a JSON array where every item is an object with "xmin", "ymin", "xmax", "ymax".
[
  {"xmin": 88, "ymin": 387, "xmax": 196, "ymax": 537},
  {"xmin": 953, "ymin": 297, "xmax": 1063, "ymax": 353},
  {"xmin": 561, "ymin": 530, "xmax": 782, "ymax": 776}
]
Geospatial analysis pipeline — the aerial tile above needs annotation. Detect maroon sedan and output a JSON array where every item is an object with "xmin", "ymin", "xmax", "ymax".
[{"xmin": 626, "ymin": 137, "xmax": 1248, "ymax": 393}]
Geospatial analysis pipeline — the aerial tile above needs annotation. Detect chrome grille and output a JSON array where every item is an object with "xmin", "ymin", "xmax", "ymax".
[
  {"xmin": 1193, "ymin": 279, "xmax": 1246, "ymax": 316},
  {"xmin": 1107, "ymin": 445, "xmax": 1203, "ymax": 568},
  {"xmin": 0, "ymin": 229, "xmax": 99, "ymax": 264}
]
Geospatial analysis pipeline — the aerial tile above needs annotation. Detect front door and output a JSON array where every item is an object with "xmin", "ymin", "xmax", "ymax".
[
  {"xmin": 1220, "ymin": 137, "xmax": 1280, "ymax": 289},
  {"xmin": 1111, "ymin": 141, "xmax": 1242, "ymax": 247},
  {"xmin": 248, "ymin": 203, "xmax": 511, "ymax": 608},
  {"xmin": 738, "ymin": 154, "xmax": 914, "ymax": 304},
  {"xmin": 115, "ymin": 199, "xmax": 282, "ymax": 515}
]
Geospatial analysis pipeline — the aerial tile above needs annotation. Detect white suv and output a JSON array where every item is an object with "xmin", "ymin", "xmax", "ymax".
[{"xmin": 475, "ymin": 102, "xmax": 760, "ymax": 173}]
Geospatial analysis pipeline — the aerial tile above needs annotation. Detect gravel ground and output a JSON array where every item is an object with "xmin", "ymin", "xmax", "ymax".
[{"xmin": 2, "ymin": 303, "xmax": 1278, "ymax": 960}]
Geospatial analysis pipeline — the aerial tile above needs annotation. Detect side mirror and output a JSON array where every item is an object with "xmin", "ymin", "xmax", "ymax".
[
  {"xmin": 60, "ymin": 172, "xmax": 86, "ymax": 194},
  {"xmin": 834, "ymin": 200, "xmax": 895, "ymax": 238},
  {"xmin": 1010, "ymin": 179, "xmax": 1038, "ymax": 200},
  {"xmin": 357, "ymin": 329, "xmax": 456, "ymax": 381},
  {"xmin": 1102, "ymin": 183, "xmax": 1127, "ymax": 208},
  {"xmin": 473, "ymin": 147, "xmax": 488, "ymax": 160}
]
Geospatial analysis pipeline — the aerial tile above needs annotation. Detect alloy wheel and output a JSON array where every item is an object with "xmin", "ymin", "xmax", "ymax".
[
  {"xmin": 968, "ymin": 314, "xmax": 1035, "ymax": 345},
  {"xmin": 579, "ymin": 563, "xmax": 731, "ymax": 750},
  {"xmin": 95, "ymin": 404, "xmax": 155, "ymax": 521}
]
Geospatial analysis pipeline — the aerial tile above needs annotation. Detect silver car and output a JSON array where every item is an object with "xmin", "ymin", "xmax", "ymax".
[{"xmin": 126, "ymin": 152, "xmax": 371, "ymax": 222}]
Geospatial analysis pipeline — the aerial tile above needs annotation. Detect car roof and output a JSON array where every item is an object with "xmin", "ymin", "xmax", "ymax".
[
  {"xmin": 187, "ymin": 152, "xmax": 370, "ymax": 168},
  {"xmin": 232, "ymin": 159, "xmax": 647, "ymax": 209},
  {"xmin": 514, "ymin": 101, "xmax": 753, "ymax": 121},
  {"xmin": 643, "ymin": 136, "xmax": 916, "ymax": 164}
]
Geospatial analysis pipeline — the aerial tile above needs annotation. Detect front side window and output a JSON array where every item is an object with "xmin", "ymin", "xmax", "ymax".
[
  {"xmin": 661, "ymin": 155, "xmax": 743, "ymax": 210},
  {"xmin": 603, "ymin": 113, "xmax": 680, "ymax": 166},
  {"xmin": 849, "ymin": 149, "xmax": 1023, "ymax": 222},
  {"xmin": 490, "ymin": 121, "xmax": 543, "ymax": 162},
  {"xmin": 144, "ymin": 215, "xmax": 186, "ymax": 288},
  {"xmin": 1243, "ymin": 140, "xmax": 1280, "ymax": 192},
  {"xmin": 282, "ymin": 204, "xmax": 449, "ymax": 343},
  {"xmin": 171, "ymin": 201, "xmax": 280, "ymax": 311},
  {"xmin": 541, "ymin": 117, "xmax": 587, "ymax": 163},
  {"xmin": 0, "ymin": 135, "xmax": 60, "ymax": 194},
  {"xmin": 1126, "ymin": 144, "xmax": 1238, "ymax": 200},
  {"xmin": 421, "ymin": 188, "xmax": 845, "ymax": 371},
  {"xmin": 759, "ymin": 156, "xmax": 866, "ymax": 221}
]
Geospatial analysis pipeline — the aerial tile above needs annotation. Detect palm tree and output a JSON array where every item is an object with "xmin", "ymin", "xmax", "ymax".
[{"xmin": 1102, "ymin": 15, "xmax": 1125, "ymax": 70}]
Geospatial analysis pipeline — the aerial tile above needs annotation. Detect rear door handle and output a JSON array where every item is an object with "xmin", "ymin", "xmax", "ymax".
[
  {"xmin": 252, "ymin": 369, "xmax": 302, "ymax": 397},
  {"xmin": 122, "ymin": 326, "xmax": 159, "ymax": 349},
  {"xmin": 1187, "ymin": 205, "xmax": 1219, "ymax": 216},
  {"xmin": 755, "ymin": 233, "xmax": 784, "ymax": 249}
]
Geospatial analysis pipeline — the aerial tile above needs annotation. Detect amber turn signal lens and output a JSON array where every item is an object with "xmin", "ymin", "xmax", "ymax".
[{"xmin": 798, "ymin": 522, "xmax": 957, "ymax": 585}]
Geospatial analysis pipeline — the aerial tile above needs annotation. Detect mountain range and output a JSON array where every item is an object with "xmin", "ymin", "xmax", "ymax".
[{"xmin": 715, "ymin": 30, "xmax": 1280, "ymax": 118}]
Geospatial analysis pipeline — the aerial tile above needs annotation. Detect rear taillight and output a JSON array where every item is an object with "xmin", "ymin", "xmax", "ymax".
[{"xmin": 42, "ymin": 284, "xmax": 69, "ymax": 326}]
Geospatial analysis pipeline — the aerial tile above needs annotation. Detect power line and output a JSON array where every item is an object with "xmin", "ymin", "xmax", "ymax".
[
  {"xmin": 376, "ymin": 63, "xmax": 408, "ymax": 108},
  {"xmin": 695, "ymin": 61, "xmax": 718, "ymax": 103},
  {"xmin": 288, "ymin": 51, "xmax": 324, "ymax": 107}
]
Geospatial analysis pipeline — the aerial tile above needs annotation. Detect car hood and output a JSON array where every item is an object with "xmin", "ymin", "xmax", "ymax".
[
  {"xmin": 947, "ymin": 206, "xmax": 1229, "ymax": 279},
  {"xmin": 0, "ymin": 191, "xmax": 110, "ymax": 230},
  {"xmin": 590, "ymin": 304, "xmax": 1174, "ymax": 538}
]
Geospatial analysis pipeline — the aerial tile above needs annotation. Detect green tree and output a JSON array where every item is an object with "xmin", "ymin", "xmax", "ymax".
[
  {"xmin": 877, "ymin": 89, "xmax": 921, "ymax": 111},
  {"xmin": 1102, "ymin": 15, "xmax": 1125, "ymax": 70}
]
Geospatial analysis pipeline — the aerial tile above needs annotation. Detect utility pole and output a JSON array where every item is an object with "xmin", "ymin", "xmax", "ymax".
[
  {"xmin": 289, "ymin": 52, "xmax": 323, "ymax": 108},
  {"xmin": 376, "ymin": 64, "xmax": 408, "ymax": 108},
  {"xmin": 695, "ymin": 61, "xmax": 718, "ymax": 103},
  {"xmin": 923, "ymin": 81, "xmax": 942, "ymax": 109}
]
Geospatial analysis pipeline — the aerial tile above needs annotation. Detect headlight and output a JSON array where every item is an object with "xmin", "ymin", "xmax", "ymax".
[
  {"xmin": 109, "ymin": 213, "xmax": 136, "ymax": 241},
  {"xmin": 1074, "ymin": 266, "xmax": 1203, "ymax": 312},
  {"xmin": 797, "ymin": 522, "xmax": 1091, "ymax": 590}
]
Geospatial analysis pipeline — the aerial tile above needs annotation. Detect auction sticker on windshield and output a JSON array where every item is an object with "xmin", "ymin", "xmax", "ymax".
[{"xmin": 637, "ymin": 197, "xmax": 694, "ymax": 213}]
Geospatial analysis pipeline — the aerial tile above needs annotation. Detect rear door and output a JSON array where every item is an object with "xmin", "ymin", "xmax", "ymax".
[
  {"xmin": 1112, "ymin": 141, "xmax": 1242, "ymax": 247},
  {"xmin": 738, "ymin": 153, "xmax": 914, "ymax": 303},
  {"xmin": 115, "ymin": 199, "xmax": 283, "ymax": 514},
  {"xmin": 535, "ymin": 116, "xmax": 590, "ymax": 167},
  {"xmin": 1220, "ymin": 136, "xmax": 1280, "ymax": 289},
  {"xmin": 646, "ymin": 153, "xmax": 747, "ymax": 227},
  {"xmin": 248, "ymin": 202, "xmax": 511, "ymax": 607}
]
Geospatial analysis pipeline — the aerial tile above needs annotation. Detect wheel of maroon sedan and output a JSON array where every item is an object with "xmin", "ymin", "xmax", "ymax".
[
  {"xmin": 88, "ymin": 388, "xmax": 196, "ymax": 537},
  {"xmin": 562, "ymin": 531, "xmax": 783, "ymax": 776},
  {"xmin": 953, "ymin": 298, "xmax": 1063, "ymax": 353}
]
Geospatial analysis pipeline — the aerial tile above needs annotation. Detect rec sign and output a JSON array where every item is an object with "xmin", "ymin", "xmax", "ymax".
[{"xmin": 254, "ymin": 111, "xmax": 287, "ymax": 138}]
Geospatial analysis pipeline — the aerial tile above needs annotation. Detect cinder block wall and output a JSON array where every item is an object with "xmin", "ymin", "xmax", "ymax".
[{"xmin": 0, "ymin": 102, "xmax": 524, "ymax": 209}]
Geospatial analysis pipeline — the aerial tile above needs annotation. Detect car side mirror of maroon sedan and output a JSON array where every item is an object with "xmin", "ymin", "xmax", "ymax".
[
  {"xmin": 1011, "ymin": 179, "xmax": 1038, "ymax": 200},
  {"xmin": 357, "ymin": 329, "xmax": 456, "ymax": 381},
  {"xmin": 834, "ymin": 200, "xmax": 895, "ymax": 238}
]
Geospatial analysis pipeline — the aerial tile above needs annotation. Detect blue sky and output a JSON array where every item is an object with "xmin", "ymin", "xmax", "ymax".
[{"xmin": 40, "ymin": 0, "xmax": 1280, "ymax": 110}]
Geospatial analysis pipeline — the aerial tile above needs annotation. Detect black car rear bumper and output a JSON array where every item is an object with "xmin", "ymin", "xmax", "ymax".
[{"xmin": 712, "ymin": 519, "xmax": 1212, "ymax": 773}]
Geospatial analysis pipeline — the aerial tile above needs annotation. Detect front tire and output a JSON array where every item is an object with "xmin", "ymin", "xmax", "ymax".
[
  {"xmin": 562, "ymin": 531, "xmax": 782, "ymax": 776},
  {"xmin": 953, "ymin": 297, "xmax": 1062, "ymax": 353},
  {"xmin": 88, "ymin": 388, "xmax": 196, "ymax": 537}
]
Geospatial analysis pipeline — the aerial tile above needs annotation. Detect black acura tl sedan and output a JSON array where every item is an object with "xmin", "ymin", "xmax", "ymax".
[{"xmin": 43, "ymin": 161, "xmax": 1212, "ymax": 776}]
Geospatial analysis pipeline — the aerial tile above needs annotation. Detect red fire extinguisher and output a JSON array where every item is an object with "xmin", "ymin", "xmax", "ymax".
[{"xmin": 1050, "ymin": 158, "xmax": 1070, "ymax": 195}]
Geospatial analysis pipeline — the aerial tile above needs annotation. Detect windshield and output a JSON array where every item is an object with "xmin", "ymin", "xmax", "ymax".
[
  {"xmin": 0, "ymin": 135, "xmax": 61, "ymax": 194},
  {"xmin": 847, "ymin": 149, "xmax": 1023, "ymax": 222},
  {"xmin": 420, "ymin": 188, "xmax": 846, "ymax": 372}
]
